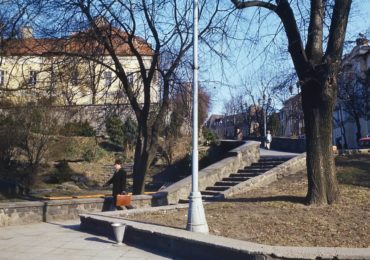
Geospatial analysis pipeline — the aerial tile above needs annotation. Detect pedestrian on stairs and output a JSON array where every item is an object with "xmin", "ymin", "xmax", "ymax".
[
  {"xmin": 235, "ymin": 127, "xmax": 243, "ymax": 141},
  {"xmin": 265, "ymin": 130, "xmax": 272, "ymax": 150}
]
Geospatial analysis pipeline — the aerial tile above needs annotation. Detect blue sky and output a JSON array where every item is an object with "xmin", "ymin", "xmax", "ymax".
[{"xmin": 204, "ymin": 1, "xmax": 370, "ymax": 115}]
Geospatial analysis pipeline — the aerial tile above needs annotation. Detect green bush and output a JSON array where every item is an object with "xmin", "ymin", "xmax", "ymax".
[
  {"xmin": 202, "ymin": 127, "xmax": 218, "ymax": 145},
  {"xmin": 105, "ymin": 115, "xmax": 138, "ymax": 147},
  {"xmin": 122, "ymin": 117, "xmax": 138, "ymax": 147},
  {"xmin": 60, "ymin": 121, "xmax": 96, "ymax": 137},
  {"xmin": 0, "ymin": 114, "xmax": 22, "ymax": 164},
  {"xmin": 105, "ymin": 115, "xmax": 124, "ymax": 145},
  {"xmin": 82, "ymin": 146, "xmax": 106, "ymax": 162},
  {"xmin": 49, "ymin": 160, "xmax": 72, "ymax": 184}
]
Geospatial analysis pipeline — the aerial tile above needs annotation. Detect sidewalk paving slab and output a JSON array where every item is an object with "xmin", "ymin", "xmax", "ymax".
[{"xmin": 0, "ymin": 220, "xmax": 173, "ymax": 260}]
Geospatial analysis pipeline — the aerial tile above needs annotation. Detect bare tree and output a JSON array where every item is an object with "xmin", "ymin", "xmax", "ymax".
[
  {"xmin": 337, "ymin": 67, "xmax": 369, "ymax": 145},
  {"xmin": 28, "ymin": 0, "xmax": 228, "ymax": 194},
  {"xmin": 231, "ymin": 0, "xmax": 352, "ymax": 205}
]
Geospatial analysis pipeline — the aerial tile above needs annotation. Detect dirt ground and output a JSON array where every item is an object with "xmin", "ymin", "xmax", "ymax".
[{"xmin": 125, "ymin": 154, "xmax": 370, "ymax": 248}]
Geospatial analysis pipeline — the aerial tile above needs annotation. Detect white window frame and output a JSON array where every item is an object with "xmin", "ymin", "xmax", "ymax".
[
  {"xmin": 104, "ymin": 71, "xmax": 112, "ymax": 87},
  {"xmin": 71, "ymin": 69, "xmax": 79, "ymax": 86},
  {"xmin": 0, "ymin": 70, "xmax": 4, "ymax": 86},
  {"xmin": 28, "ymin": 71, "xmax": 37, "ymax": 85}
]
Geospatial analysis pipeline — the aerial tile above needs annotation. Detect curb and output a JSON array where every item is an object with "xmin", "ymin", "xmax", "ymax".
[{"xmin": 79, "ymin": 204, "xmax": 370, "ymax": 260}]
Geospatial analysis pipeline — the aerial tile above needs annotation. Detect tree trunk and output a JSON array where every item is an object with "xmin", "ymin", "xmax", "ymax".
[
  {"xmin": 302, "ymin": 78, "xmax": 339, "ymax": 205},
  {"xmin": 354, "ymin": 116, "xmax": 362, "ymax": 147},
  {"xmin": 132, "ymin": 131, "xmax": 156, "ymax": 194},
  {"xmin": 339, "ymin": 106, "xmax": 348, "ymax": 149}
]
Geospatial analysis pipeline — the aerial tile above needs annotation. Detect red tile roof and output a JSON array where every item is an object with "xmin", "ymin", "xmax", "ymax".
[{"xmin": 1, "ymin": 27, "xmax": 153, "ymax": 57}]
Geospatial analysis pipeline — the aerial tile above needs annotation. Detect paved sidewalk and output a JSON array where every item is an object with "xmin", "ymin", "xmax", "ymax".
[
  {"xmin": 0, "ymin": 220, "xmax": 173, "ymax": 260},
  {"xmin": 260, "ymin": 147, "xmax": 300, "ymax": 157}
]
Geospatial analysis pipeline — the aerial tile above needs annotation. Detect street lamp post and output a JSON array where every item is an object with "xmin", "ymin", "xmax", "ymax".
[
  {"xmin": 259, "ymin": 94, "xmax": 272, "ymax": 145},
  {"xmin": 186, "ymin": 0, "xmax": 209, "ymax": 233}
]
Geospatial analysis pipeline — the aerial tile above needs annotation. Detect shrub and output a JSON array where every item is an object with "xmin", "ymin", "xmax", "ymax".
[
  {"xmin": 82, "ymin": 145, "xmax": 106, "ymax": 162},
  {"xmin": 105, "ymin": 115, "xmax": 124, "ymax": 145},
  {"xmin": 202, "ymin": 127, "xmax": 218, "ymax": 145},
  {"xmin": 61, "ymin": 121, "xmax": 95, "ymax": 137},
  {"xmin": 0, "ymin": 114, "xmax": 22, "ymax": 165},
  {"xmin": 47, "ymin": 160, "xmax": 72, "ymax": 184},
  {"xmin": 123, "ymin": 117, "xmax": 138, "ymax": 147}
]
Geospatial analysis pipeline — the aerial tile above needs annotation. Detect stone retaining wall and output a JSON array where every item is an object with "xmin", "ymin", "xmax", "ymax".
[
  {"xmin": 0, "ymin": 195, "xmax": 155, "ymax": 227},
  {"xmin": 162, "ymin": 141, "xmax": 261, "ymax": 204},
  {"xmin": 0, "ymin": 104, "xmax": 134, "ymax": 135}
]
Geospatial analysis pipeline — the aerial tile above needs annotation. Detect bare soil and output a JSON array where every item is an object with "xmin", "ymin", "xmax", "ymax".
[{"xmin": 125, "ymin": 154, "xmax": 370, "ymax": 248}]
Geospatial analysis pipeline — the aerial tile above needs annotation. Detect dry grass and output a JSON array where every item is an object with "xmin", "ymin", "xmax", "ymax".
[{"xmin": 125, "ymin": 154, "xmax": 370, "ymax": 248}]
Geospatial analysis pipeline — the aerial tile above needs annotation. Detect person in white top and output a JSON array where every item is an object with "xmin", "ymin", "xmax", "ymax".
[{"xmin": 265, "ymin": 130, "xmax": 272, "ymax": 150}]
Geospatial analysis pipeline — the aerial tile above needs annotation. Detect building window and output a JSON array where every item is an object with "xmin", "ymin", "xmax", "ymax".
[
  {"xmin": 104, "ymin": 71, "xmax": 112, "ymax": 87},
  {"xmin": 28, "ymin": 71, "xmax": 37, "ymax": 85},
  {"xmin": 71, "ymin": 69, "xmax": 78, "ymax": 86},
  {"xmin": 0, "ymin": 70, "xmax": 4, "ymax": 86},
  {"xmin": 127, "ymin": 73, "xmax": 134, "ymax": 86}
]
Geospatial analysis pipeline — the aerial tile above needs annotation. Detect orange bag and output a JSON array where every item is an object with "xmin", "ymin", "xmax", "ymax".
[{"xmin": 115, "ymin": 194, "xmax": 132, "ymax": 206}]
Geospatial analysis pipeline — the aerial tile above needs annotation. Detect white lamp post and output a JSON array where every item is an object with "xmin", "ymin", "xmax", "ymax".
[
  {"xmin": 186, "ymin": 0, "xmax": 209, "ymax": 233},
  {"xmin": 259, "ymin": 94, "xmax": 272, "ymax": 142}
]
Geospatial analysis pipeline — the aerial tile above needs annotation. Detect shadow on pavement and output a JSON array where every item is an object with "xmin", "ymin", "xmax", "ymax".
[
  {"xmin": 85, "ymin": 236, "xmax": 113, "ymax": 244},
  {"xmin": 222, "ymin": 195, "xmax": 307, "ymax": 205}
]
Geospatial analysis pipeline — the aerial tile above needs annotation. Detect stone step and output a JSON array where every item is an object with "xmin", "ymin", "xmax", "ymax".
[
  {"xmin": 250, "ymin": 163, "xmax": 281, "ymax": 168},
  {"xmin": 229, "ymin": 173, "xmax": 260, "ymax": 178},
  {"xmin": 178, "ymin": 194, "xmax": 216, "ymax": 204},
  {"xmin": 252, "ymin": 162, "xmax": 281, "ymax": 165},
  {"xmin": 206, "ymin": 186, "xmax": 229, "ymax": 191},
  {"xmin": 246, "ymin": 166, "xmax": 275, "ymax": 171},
  {"xmin": 179, "ymin": 199, "xmax": 189, "ymax": 204},
  {"xmin": 201, "ymin": 190, "xmax": 222, "ymax": 196},
  {"xmin": 222, "ymin": 177, "xmax": 251, "ymax": 182},
  {"xmin": 215, "ymin": 181, "xmax": 240, "ymax": 186},
  {"xmin": 238, "ymin": 169, "xmax": 266, "ymax": 173},
  {"xmin": 258, "ymin": 158, "xmax": 290, "ymax": 163}
]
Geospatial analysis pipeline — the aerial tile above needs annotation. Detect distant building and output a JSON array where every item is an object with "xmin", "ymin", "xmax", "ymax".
[
  {"xmin": 279, "ymin": 94, "xmax": 304, "ymax": 138},
  {"xmin": 334, "ymin": 35, "xmax": 370, "ymax": 148},
  {"xmin": 0, "ymin": 22, "xmax": 159, "ymax": 106},
  {"xmin": 206, "ymin": 105, "xmax": 261, "ymax": 139}
]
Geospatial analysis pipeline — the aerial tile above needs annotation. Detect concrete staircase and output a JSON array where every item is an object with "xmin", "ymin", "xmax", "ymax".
[{"xmin": 182, "ymin": 157, "xmax": 291, "ymax": 202}]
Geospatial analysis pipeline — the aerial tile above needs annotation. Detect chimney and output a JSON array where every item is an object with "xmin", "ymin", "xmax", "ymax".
[
  {"xmin": 356, "ymin": 33, "xmax": 368, "ymax": 46},
  {"xmin": 20, "ymin": 26, "xmax": 33, "ymax": 39},
  {"xmin": 94, "ymin": 16, "xmax": 109, "ymax": 28}
]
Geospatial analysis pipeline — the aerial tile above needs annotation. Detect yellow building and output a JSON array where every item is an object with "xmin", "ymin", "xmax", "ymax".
[{"xmin": 0, "ymin": 25, "xmax": 158, "ymax": 106}]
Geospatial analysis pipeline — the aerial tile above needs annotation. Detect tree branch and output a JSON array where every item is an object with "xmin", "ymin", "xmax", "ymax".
[
  {"xmin": 305, "ymin": 0, "xmax": 324, "ymax": 63},
  {"xmin": 324, "ymin": 0, "xmax": 352, "ymax": 62},
  {"xmin": 231, "ymin": 0, "xmax": 276, "ymax": 10}
]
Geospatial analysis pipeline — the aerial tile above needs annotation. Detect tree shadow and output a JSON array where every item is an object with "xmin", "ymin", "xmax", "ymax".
[
  {"xmin": 336, "ymin": 154, "xmax": 370, "ymax": 188},
  {"xmin": 222, "ymin": 195, "xmax": 307, "ymax": 205},
  {"xmin": 99, "ymin": 141, "xmax": 122, "ymax": 152}
]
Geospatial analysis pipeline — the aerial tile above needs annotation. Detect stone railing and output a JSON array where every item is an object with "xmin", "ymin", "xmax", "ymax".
[
  {"xmin": 222, "ymin": 153, "xmax": 306, "ymax": 198},
  {"xmin": 162, "ymin": 141, "xmax": 261, "ymax": 204}
]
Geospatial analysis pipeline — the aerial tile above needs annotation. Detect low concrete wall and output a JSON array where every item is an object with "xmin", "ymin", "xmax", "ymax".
[
  {"xmin": 162, "ymin": 141, "xmax": 260, "ymax": 204},
  {"xmin": 0, "ymin": 195, "xmax": 156, "ymax": 227},
  {"xmin": 222, "ymin": 153, "xmax": 307, "ymax": 198},
  {"xmin": 80, "ymin": 211, "xmax": 370, "ymax": 260}
]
